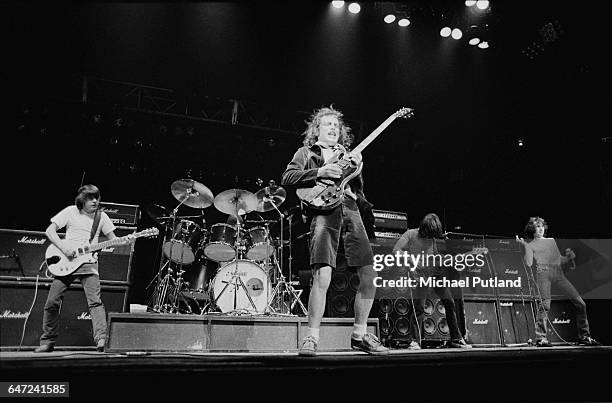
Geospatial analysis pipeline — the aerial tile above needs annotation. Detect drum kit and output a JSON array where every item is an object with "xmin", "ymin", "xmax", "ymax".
[{"xmin": 146, "ymin": 178, "xmax": 307, "ymax": 317}]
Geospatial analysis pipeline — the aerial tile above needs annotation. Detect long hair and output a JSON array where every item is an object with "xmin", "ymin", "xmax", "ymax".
[
  {"xmin": 418, "ymin": 213, "xmax": 444, "ymax": 239},
  {"xmin": 524, "ymin": 216, "xmax": 548, "ymax": 240},
  {"xmin": 302, "ymin": 105, "xmax": 354, "ymax": 148},
  {"xmin": 75, "ymin": 184, "xmax": 100, "ymax": 210}
]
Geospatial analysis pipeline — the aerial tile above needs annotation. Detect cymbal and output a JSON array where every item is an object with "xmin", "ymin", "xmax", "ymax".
[
  {"xmin": 171, "ymin": 179, "xmax": 214, "ymax": 209},
  {"xmin": 213, "ymin": 189, "xmax": 258, "ymax": 216},
  {"xmin": 254, "ymin": 185, "xmax": 286, "ymax": 213}
]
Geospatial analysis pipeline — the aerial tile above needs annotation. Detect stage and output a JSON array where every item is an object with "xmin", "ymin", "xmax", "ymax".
[{"xmin": 1, "ymin": 345, "xmax": 610, "ymax": 400}]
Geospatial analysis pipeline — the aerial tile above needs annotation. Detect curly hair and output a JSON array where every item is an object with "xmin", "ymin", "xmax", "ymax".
[
  {"xmin": 524, "ymin": 216, "xmax": 548, "ymax": 240},
  {"xmin": 302, "ymin": 105, "xmax": 354, "ymax": 148}
]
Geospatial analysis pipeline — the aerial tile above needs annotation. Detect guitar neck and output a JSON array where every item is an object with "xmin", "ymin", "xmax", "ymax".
[
  {"xmin": 88, "ymin": 236, "xmax": 129, "ymax": 253},
  {"xmin": 352, "ymin": 114, "xmax": 399, "ymax": 154}
]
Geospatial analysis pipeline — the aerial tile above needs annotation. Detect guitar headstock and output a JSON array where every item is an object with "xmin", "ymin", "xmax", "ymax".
[
  {"xmin": 137, "ymin": 228, "xmax": 159, "ymax": 238},
  {"xmin": 395, "ymin": 107, "xmax": 414, "ymax": 119}
]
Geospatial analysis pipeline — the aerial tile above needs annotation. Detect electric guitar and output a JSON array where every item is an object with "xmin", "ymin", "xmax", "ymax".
[
  {"xmin": 296, "ymin": 107, "xmax": 414, "ymax": 210},
  {"xmin": 45, "ymin": 228, "xmax": 159, "ymax": 277}
]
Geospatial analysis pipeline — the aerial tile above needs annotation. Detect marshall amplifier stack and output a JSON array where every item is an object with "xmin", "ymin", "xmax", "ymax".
[{"xmin": 0, "ymin": 201, "xmax": 139, "ymax": 348}]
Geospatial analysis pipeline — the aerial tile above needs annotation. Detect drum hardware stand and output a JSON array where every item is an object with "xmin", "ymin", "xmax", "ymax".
[
  {"xmin": 263, "ymin": 194, "xmax": 307, "ymax": 316},
  {"xmin": 207, "ymin": 194, "xmax": 258, "ymax": 314}
]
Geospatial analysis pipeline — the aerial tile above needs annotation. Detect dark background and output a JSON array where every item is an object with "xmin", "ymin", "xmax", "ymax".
[{"xmin": 4, "ymin": 2, "xmax": 611, "ymax": 304}]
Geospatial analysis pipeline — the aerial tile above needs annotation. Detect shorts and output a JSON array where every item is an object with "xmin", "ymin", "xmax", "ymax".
[{"xmin": 308, "ymin": 197, "xmax": 374, "ymax": 269}]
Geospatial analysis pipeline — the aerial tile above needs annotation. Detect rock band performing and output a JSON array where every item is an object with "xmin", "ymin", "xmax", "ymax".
[{"xmin": 3, "ymin": 2, "xmax": 611, "ymax": 401}]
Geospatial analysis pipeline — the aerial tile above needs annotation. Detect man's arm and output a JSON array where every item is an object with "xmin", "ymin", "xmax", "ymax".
[{"xmin": 46, "ymin": 223, "xmax": 75, "ymax": 257}]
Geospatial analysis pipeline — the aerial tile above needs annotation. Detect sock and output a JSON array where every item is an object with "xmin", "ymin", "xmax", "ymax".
[
  {"xmin": 352, "ymin": 324, "xmax": 367, "ymax": 340},
  {"xmin": 307, "ymin": 327, "xmax": 320, "ymax": 341}
]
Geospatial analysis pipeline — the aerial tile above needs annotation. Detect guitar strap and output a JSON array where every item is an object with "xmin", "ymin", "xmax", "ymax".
[{"xmin": 89, "ymin": 209, "xmax": 102, "ymax": 243}]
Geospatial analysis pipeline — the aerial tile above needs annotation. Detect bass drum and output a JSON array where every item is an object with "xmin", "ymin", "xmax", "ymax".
[{"xmin": 210, "ymin": 260, "xmax": 270, "ymax": 313}]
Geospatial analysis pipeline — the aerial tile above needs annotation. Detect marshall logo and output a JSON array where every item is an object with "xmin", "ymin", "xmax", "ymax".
[
  {"xmin": 77, "ymin": 312, "xmax": 92, "ymax": 320},
  {"xmin": 468, "ymin": 267, "xmax": 482, "ymax": 273},
  {"xmin": 102, "ymin": 247, "xmax": 115, "ymax": 253},
  {"xmin": 505, "ymin": 269, "xmax": 519, "ymax": 275},
  {"xmin": 553, "ymin": 318, "xmax": 571, "ymax": 324},
  {"xmin": 473, "ymin": 318, "xmax": 489, "ymax": 325},
  {"xmin": 500, "ymin": 302, "xmax": 514, "ymax": 307},
  {"xmin": 18, "ymin": 236, "xmax": 46, "ymax": 245},
  {"xmin": 0, "ymin": 310, "xmax": 30, "ymax": 319},
  {"xmin": 499, "ymin": 240, "xmax": 510, "ymax": 245},
  {"xmin": 101, "ymin": 208, "xmax": 120, "ymax": 214}
]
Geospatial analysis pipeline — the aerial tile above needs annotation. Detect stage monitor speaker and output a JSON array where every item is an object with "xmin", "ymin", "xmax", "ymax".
[
  {"xmin": 0, "ymin": 228, "xmax": 135, "ymax": 284},
  {"xmin": 464, "ymin": 299, "xmax": 502, "ymax": 346},
  {"xmin": 498, "ymin": 300, "xmax": 536, "ymax": 345},
  {"xmin": 545, "ymin": 299, "xmax": 579, "ymax": 343},
  {"xmin": 0, "ymin": 280, "xmax": 128, "ymax": 348}
]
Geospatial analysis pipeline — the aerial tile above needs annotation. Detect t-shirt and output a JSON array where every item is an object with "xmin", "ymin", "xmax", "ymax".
[
  {"xmin": 51, "ymin": 206, "xmax": 116, "ymax": 275},
  {"xmin": 393, "ymin": 228, "xmax": 445, "ymax": 276},
  {"xmin": 524, "ymin": 237, "xmax": 562, "ymax": 267}
]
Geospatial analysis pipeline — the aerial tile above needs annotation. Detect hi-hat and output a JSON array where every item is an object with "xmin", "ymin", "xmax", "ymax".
[
  {"xmin": 213, "ymin": 189, "xmax": 258, "ymax": 216},
  {"xmin": 254, "ymin": 185, "xmax": 286, "ymax": 212},
  {"xmin": 171, "ymin": 179, "xmax": 214, "ymax": 209}
]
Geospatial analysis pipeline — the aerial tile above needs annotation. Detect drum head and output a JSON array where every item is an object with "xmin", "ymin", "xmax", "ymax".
[{"xmin": 211, "ymin": 260, "xmax": 270, "ymax": 313}]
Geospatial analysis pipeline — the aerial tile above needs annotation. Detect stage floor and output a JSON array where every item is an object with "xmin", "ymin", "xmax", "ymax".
[{"xmin": 2, "ymin": 346, "xmax": 611, "ymax": 400}]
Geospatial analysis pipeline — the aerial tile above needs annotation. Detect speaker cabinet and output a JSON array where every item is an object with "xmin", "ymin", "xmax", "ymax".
[
  {"xmin": 545, "ymin": 299, "xmax": 579, "ymax": 343},
  {"xmin": 464, "ymin": 300, "xmax": 502, "ymax": 346},
  {"xmin": 487, "ymin": 249, "xmax": 535, "ymax": 299},
  {"xmin": 498, "ymin": 300, "xmax": 536, "ymax": 345},
  {"xmin": 0, "ymin": 280, "xmax": 128, "ymax": 348}
]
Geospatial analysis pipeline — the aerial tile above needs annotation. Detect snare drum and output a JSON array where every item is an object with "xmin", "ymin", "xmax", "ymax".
[
  {"xmin": 245, "ymin": 226, "xmax": 272, "ymax": 261},
  {"xmin": 163, "ymin": 219, "xmax": 204, "ymax": 265},
  {"xmin": 210, "ymin": 260, "xmax": 270, "ymax": 313},
  {"xmin": 203, "ymin": 223, "xmax": 237, "ymax": 262}
]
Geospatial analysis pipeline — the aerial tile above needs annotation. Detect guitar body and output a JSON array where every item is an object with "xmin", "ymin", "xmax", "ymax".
[
  {"xmin": 296, "ymin": 150, "xmax": 363, "ymax": 211},
  {"xmin": 46, "ymin": 241, "xmax": 98, "ymax": 277}
]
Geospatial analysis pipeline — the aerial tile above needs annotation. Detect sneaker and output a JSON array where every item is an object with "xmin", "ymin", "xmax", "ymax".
[
  {"xmin": 351, "ymin": 333, "xmax": 389, "ymax": 355},
  {"xmin": 298, "ymin": 336, "xmax": 318, "ymax": 357},
  {"xmin": 536, "ymin": 338, "xmax": 552, "ymax": 347},
  {"xmin": 578, "ymin": 336, "xmax": 601, "ymax": 346},
  {"xmin": 408, "ymin": 340, "xmax": 421, "ymax": 350},
  {"xmin": 450, "ymin": 338, "xmax": 473, "ymax": 349},
  {"xmin": 34, "ymin": 344, "xmax": 54, "ymax": 353},
  {"xmin": 96, "ymin": 339, "xmax": 106, "ymax": 352}
]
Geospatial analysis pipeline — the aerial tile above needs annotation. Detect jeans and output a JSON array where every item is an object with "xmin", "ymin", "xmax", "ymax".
[
  {"xmin": 534, "ymin": 264, "xmax": 590, "ymax": 340},
  {"xmin": 40, "ymin": 272, "xmax": 107, "ymax": 346}
]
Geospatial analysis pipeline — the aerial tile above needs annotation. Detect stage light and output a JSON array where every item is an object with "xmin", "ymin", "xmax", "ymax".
[
  {"xmin": 384, "ymin": 14, "xmax": 396, "ymax": 24},
  {"xmin": 451, "ymin": 28, "xmax": 463, "ymax": 40},
  {"xmin": 469, "ymin": 38, "xmax": 480, "ymax": 45},
  {"xmin": 398, "ymin": 18, "xmax": 410, "ymax": 27},
  {"xmin": 478, "ymin": 41, "xmax": 489, "ymax": 49},
  {"xmin": 348, "ymin": 2, "xmax": 360, "ymax": 14},
  {"xmin": 517, "ymin": 138, "xmax": 524, "ymax": 147},
  {"xmin": 331, "ymin": 1, "xmax": 345, "ymax": 8},
  {"xmin": 440, "ymin": 27, "xmax": 452, "ymax": 37},
  {"xmin": 476, "ymin": 0, "xmax": 489, "ymax": 10},
  {"xmin": 465, "ymin": 0, "xmax": 477, "ymax": 6}
]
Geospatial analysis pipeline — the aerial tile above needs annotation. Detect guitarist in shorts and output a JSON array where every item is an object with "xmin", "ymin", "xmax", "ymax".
[
  {"xmin": 35, "ymin": 184, "xmax": 132, "ymax": 353},
  {"xmin": 281, "ymin": 106, "xmax": 388, "ymax": 356}
]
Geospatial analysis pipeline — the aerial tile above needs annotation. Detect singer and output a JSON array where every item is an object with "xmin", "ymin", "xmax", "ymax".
[
  {"xmin": 34, "ymin": 184, "xmax": 133, "ymax": 353},
  {"xmin": 516, "ymin": 217, "xmax": 600, "ymax": 347},
  {"xmin": 281, "ymin": 105, "xmax": 388, "ymax": 356}
]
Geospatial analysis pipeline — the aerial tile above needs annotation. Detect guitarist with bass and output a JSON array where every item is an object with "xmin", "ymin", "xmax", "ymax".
[
  {"xmin": 35, "ymin": 184, "xmax": 135, "ymax": 353},
  {"xmin": 281, "ymin": 105, "xmax": 403, "ymax": 356}
]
